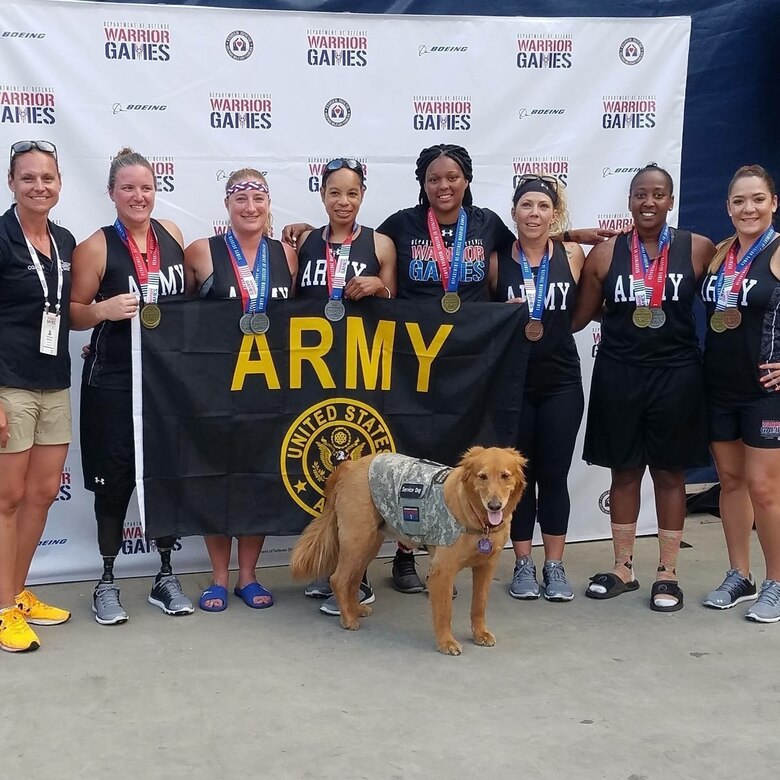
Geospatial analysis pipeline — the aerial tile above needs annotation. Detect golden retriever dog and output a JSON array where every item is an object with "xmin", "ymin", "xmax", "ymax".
[{"xmin": 290, "ymin": 446, "xmax": 527, "ymax": 655}]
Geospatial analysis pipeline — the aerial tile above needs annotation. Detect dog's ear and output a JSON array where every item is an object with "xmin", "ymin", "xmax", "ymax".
[
  {"xmin": 508, "ymin": 448, "xmax": 528, "ymax": 503},
  {"xmin": 459, "ymin": 446, "xmax": 485, "ymax": 481}
]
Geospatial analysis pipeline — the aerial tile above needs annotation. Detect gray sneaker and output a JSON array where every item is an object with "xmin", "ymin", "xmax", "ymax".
[
  {"xmin": 304, "ymin": 578, "xmax": 333, "ymax": 598},
  {"xmin": 319, "ymin": 578, "xmax": 375, "ymax": 616},
  {"xmin": 745, "ymin": 580, "xmax": 780, "ymax": 623},
  {"xmin": 703, "ymin": 569, "xmax": 757, "ymax": 609},
  {"xmin": 509, "ymin": 556, "xmax": 540, "ymax": 600},
  {"xmin": 543, "ymin": 560, "xmax": 574, "ymax": 602},
  {"xmin": 148, "ymin": 574, "xmax": 195, "ymax": 616},
  {"xmin": 93, "ymin": 583, "xmax": 128, "ymax": 625}
]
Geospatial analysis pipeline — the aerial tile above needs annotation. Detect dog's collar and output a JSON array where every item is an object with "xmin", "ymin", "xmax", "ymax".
[{"xmin": 465, "ymin": 500, "xmax": 503, "ymax": 534}]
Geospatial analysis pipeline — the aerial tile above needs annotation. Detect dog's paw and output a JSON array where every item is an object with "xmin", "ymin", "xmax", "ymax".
[
  {"xmin": 358, "ymin": 604, "xmax": 373, "ymax": 617},
  {"xmin": 340, "ymin": 616, "xmax": 360, "ymax": 631},
  {"xmin": 436, "ymin": 638, "xmax": 463, "ymax": 656},
  {"xmin": 473, "ymin": 629, "xmax": 496, "ymax": 647}
]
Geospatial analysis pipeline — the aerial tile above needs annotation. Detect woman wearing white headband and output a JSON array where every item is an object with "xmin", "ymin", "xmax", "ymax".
[{"xmin": 184, "ymin": 167, "xmax": 297, "ymax": 612}]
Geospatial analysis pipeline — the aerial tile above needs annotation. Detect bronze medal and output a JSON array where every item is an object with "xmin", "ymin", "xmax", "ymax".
[
  {"xmin": 632, "ymin": 306, "xmax": 652, "ymax": 328},
  {"xmin": 140, "ymin": 303, "xmax": 161, "ymax": 330},
  {"xmin": 239, "ymin": 314, "xmax": 254, "ymax": 335},
  {"xmin": 710, "ymin": 311, "xmax": 727, "ymax": 333},
  {"xmin": 649, "ymin": 308, "xmax": 666, "ymax": 329},
  {"xmin": 723, "ymin": 308, "xmax": 742, "ymax": 330},
  {"xmin": 250, "ymin": 313, "xmax": 270, "ymax": 335},
  {"xmin": 525, "ymin": 320, "xmax": 544, "ymax": 341},
  {"xmin": 441, "ymin": 292, "xmax": 461, "ymax": 314}
]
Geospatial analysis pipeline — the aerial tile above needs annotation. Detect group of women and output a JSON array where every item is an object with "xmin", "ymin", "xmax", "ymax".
[{"xmin": 1, "ymin": 138, "xmax": 778, "ymax": 654}]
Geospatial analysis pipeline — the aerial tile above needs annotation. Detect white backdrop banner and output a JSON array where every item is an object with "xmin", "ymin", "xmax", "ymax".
[{"xmin": 0, "ymin": 0, "xmax": 691, "ymax": 584}]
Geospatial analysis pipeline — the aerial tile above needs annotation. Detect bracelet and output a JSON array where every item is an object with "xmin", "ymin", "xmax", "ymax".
[
  {"xmin": 382, "ymin": 285, "xmax": 391, "ymax": 299},
  {"xmin": 563, "ymin": 231, "xmax": 572, "ymax": 242}
]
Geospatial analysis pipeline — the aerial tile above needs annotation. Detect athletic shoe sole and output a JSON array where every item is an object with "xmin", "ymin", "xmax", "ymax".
[
  {"xmin": 509, "ymin": 589, "xmax": 540, "ymax": 600},
  {"xmin": 24, "ymin": 615, "xmax": 71, "ymax": 626},
  {"xmin": 544, "ymin": 591, "xmax": 575, "ymax": 602},
  {"xmin": 304, "ymin": 589, "xmax": 333, "ymax": 599},
  {"xmin": 702, "ymin": 593, "xmax": 758, "ymax": 609},
  {"xmin": 0, "ymin": 640, "xmax": 40, "ymax": 653},
  {"xmin": 392, "ymin": 582, "xmax": 425, "ymax": 594},
  {"xmin": 147, "ymin": 596, "xmax": 195, "ymax": 616},
  {"xmin": 319, "ymin": 592, "xmax": 376, "ymax": 616},
  {"xmin": 745, "ymin": 610, "xmax": 780, "ymax": 623},
  {"xmin": 92, "ymin": 604, "xmax": 128, "ymax": 626}
]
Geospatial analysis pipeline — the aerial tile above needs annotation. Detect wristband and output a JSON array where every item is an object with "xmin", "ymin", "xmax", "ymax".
[{"xmin": 563, "ymin": 231, "xmax": 572, "ymax": 242}]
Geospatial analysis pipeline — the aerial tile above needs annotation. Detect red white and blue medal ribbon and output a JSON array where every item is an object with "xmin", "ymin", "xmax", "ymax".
[
  {"xmin": 714, "ymin": 227, "xmax": 777, "ymax": 312},
  {"xmin": 427, "ymin": 207, "xmax": 467, "ymax": 294},
  {"xmin": 224, "ymin": 230, "xmax": 269, "ymax": 314},
  {"xmin": 114, "ymin": 219, "xmax": 160, "ymax": 304},
  {"xmin": 630, "ymin": 224, "xmax": 670, "ymax": 309},
  {"xmin": 324, "ymin": 223, "xmax": 357, "ymax": 302}
]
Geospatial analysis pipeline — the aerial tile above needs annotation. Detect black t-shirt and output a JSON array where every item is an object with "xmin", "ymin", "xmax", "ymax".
[
  {"xmin": 495, "ymin": 239, "xmax": 581, "ymax": 395},
  {"xmin": 82, "ymin": 219, "xmax": 185, "ymax": 390},
  {"xmin": 702, "ymin": 235, "xmax": 780, "ymax": 401},
  {"xmin": 599, "ymin": 229, "xmax": 701, "ymax": 367},
  {"xmin": 378, "ymin": 204, "xmax": 514, "ymax": 301},
  {"xmin": 0, "ymin": 206, "xmax": 75, "ymax": 390},
  {"xmin": 296, "ymin": 226, "xmax": 380, "ymax": 300},
  {"xmin": 203, "ymin": 235, "xmax": 293, "ymax": 301}
]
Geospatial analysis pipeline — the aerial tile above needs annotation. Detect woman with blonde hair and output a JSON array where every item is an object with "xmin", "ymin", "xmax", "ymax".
[
  {"xmin": 489, "ymin": 173, "xmax": 585, "ymax": 601},
  {"xmin": 700, "ymin": 164, "xmax": 780, "ymax": 622},
  {"xmin": 184, "ymin": 167, "xmax": 297, "ymax": 611}
]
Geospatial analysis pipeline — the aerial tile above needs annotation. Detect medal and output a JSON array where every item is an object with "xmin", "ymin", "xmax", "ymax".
[
  {"xmin": 250, "ymin": 312, "xmax": 270, "ymax": 335},
  {"xmin": 723, "ymin": 308, "xmax": 742, "ymax": 330},
  {"xmin": 477, "ymin": 538, "xmax": 493, "ymax": 554},
  {"xmin": 239, "ymin": 314, "xmax": 255, "ymax": 335},
  {"xmin": 324, "ymin": 299, "xmax": 346, "ymax": 322},
  {"xmin": 632, "ymin": 306, "xmax": 652, "ymax": 328},
  {"xmin": 525, "ymin": 321, "xmax": 544, "ymax": 341},
  {"xmin": 441, "ymin": 292, "xmax": 461, "ymax": 314},
  {"xmin": 649, "ymin": 308, "xmax": 666, "ymax": 329},
  {"xmin": 710, "ymin": 311, "xmax": 726, "ymax": 333},
  {"xmin": 140, "ymin": 303, "xmax": 161, "ymax": 330}
]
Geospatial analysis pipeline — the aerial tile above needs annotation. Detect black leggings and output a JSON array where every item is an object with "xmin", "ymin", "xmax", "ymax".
[
  {"xmin": 95, "ymin": 490, "xmax": 176, "ymax": 557},
  {"xmin": 511, "ymin": 386, "xmax": 585, "ymax": 542}
]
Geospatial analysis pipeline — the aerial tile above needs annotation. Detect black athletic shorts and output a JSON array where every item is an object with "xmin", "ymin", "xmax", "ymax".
[
  {"xmin": 583, "ymin": 354, "xmax": 709, "ymax": 470},
  {"xmin": 80, "ymin": 384, "xmax": 135, "ymax": 493},
  {"xmin": 708, "ymin": 392, "xmax": 780, "ymax": 449}
]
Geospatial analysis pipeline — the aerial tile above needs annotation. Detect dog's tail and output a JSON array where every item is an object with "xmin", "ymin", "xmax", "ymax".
[{"xmin": 289, "ymin": 468, "xmax": 342, "ymax": 580}]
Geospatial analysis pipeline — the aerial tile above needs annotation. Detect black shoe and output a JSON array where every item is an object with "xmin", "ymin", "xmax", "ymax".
[{"xmin": 392, "ymin": 550, "xmax": 425, "ymax": 593}]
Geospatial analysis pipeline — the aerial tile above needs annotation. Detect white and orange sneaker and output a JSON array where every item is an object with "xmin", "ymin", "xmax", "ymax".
[{"xmin": 0, "ymin": 606, "xmax": 40, "ymax": 653}]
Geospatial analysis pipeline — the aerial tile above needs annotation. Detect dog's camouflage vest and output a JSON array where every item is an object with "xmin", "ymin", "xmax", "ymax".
[{"xmin": 368, "ymin": 454, "xmax": 461, "ymax": 546}]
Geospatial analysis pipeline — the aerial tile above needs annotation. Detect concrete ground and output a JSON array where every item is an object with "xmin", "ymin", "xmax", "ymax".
[{"xmin": 3, "ymin": 517, "xmax": 779, "ymax": 780}]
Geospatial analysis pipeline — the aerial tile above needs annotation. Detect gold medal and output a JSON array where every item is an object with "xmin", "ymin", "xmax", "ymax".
[
  {"xmin": 441, "ymin": 292, "xmax": 461, "ymax": 314},
  {"xmin": 140, "ymin": 304, "xmax": 161, "ymax": 330},
  {"xmin": 710, "ymin": 311, "xmax": 727, "ymax": 333},
  {"xmin": 632, "ymin": 306, "xmax": 652, "ymax": 328}
]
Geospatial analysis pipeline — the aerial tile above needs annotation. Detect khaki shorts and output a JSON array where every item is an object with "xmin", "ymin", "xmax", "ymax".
[{"xmin": 0, "ymin": 387, "xmax": 72, "ymax": 454}]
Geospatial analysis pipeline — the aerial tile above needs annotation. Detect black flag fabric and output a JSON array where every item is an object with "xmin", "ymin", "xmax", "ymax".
[{"xmin": 133, "ymin": 298, "xmax": 529, "ymax": 538}]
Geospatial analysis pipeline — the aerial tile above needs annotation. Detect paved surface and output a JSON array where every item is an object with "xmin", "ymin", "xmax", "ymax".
[{"xmin": 3, "ymin": 517, "xmax": 779, "ymax": 780}]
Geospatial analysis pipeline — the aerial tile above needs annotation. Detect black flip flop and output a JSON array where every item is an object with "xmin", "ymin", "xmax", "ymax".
[
  {"xmin": 650, "ymin": 580, "xmax": 684, "ymax": 612},
  {"xmin": 585, "ymin": 572, "xmax": 640, "ymax": 600}
]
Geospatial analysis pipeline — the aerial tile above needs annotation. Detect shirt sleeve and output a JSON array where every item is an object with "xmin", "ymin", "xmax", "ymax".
[{"xmin": 484, "ymin": 208, "xmax": 515, "ymax": 252}]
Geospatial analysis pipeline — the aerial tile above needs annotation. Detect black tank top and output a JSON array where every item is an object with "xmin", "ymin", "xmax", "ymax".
[
  {"xmin": 702, "ymin": 235, "xmax": 780, "ymax": 401},
  {"xmin": 203, "ymin": 235, "xmax": 292, "ymax": 301},
  {"xmin": 83, "ymin": 219, "xmax": 185, "ymax": 390},
  {"xmin": 295, "ymin": 226, "xmax": 380, "ymax": 300},
  {"xmin": 599, "ymin": 229, "xmax": 700, "ymax": 366},
  {"xmin": 496, "ymin": 240, "xmax": 581, "ymax": 394}
]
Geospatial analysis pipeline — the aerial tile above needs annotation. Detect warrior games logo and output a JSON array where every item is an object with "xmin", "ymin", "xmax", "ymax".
[
  {"xmin": 516, "ymin": 33, "xmax": 572, "ymax": 69},
  {"xmin": 281, "ymin": 399, "xmax": 395, "ymax": 516},
  {"xmin": 324, "ymin": 97, "xmax": 351, "ymax": 127},
  {"xmin": 209, "ymin": 91, "xmax": 272, "ymax": 129},
  {"xmin": 122, "ymin": 520, "xmax": 182, "ymax": 555},
  {"xmin": 413, "ymin": 95, "xmax": 471, "ymax": 131},
  {"xmin": 307, "ymin": 28, "xmax": 367, "ymax": 66},
  {"xmin": 602, "ymin": 94, "xmax": 656, "ymax": 129},
  {"xmin": 225, "ymin": 30, "xmax": 253, "ymax": 61},
  {"xmin": 619, "ymin": 37, "xmax": 644, "ymax": 65},
  {"xmin": 53, "ymin": 467, "xmax": 72, "ymax": 503},
  {"xmin": 597, "ymin": 211, "xmax": 633, "ymax": 232},
  {"xmin": 149, "ymin": 155, "xmax": 175, "ymax": 193},
  {"xmin": 103, "ymin": 21, "xmax": 171, "ymax": 61},
  {"xmin": 307, "ymin": 157, "xmax": 367, "ymax": 193},
  {"xmin": 511, "ymin": 156, "xmax": 569, "ymax": 189},
  {"xmin": 0, "ymin": 85, "xmax": 55, "ymax": 125}
]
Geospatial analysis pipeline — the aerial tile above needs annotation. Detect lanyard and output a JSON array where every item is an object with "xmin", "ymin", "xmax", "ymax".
[
  {"xmin": 14, "ymin": 206, "xmax": 62, "ymax": 314},
  {"xmin": 426, "ymin": 207, "xmax": 467, "ymax": 293},
  {"xmin": 324, "ymin": 223, "xmax": 357, "ymax": 301},
  {"xmin": 715, "ymin": 227, "xmax": 777, "ymax": 311},
  {"xmin": 516, "ymin": 241, "xmax": 551, "ymax": 322},
  {"xmin": 630, "ymin": 225, "xmax": 670, "ymax": 308},
  {"xmin": 114, "ymin": 219, "xmax": 160, "ymax": 304},
  {"xmin": 225, "ymin": 230, "xmax": 269, "ymax": 314}
]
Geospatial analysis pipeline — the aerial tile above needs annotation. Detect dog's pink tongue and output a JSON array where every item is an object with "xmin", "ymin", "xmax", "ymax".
[{"xmin": 487, "ymin": 509, "xmax": 503, "ymax": 527}]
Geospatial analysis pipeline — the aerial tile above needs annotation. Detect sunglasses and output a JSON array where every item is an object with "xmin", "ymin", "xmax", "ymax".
[
  {"xmin": 324, "ymin": 158, "xmax": 364, "ymax": 179},
  {"xmin": 514, "ymin": 174, "xmax": 559, "ymax": 194},
  {"xmin": 10, "ymin": 140, "xmax": 58, "ymax": 162}
]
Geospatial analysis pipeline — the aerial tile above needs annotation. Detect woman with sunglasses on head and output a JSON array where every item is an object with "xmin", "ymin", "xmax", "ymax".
[
  {"xmin": 489, "ymin": 174, "xmax": 585, "ymax": 602},
  {"xmin": 291, "ymin": 158, "xmax": 396, "ymax": 614},
  {"xmin": 573, "ymin": 163, "xmax": 715, "ymax": 612},
  {"xmin": 0, "ymin": 140, "xmax": 75, "ymax": 653},
  {"xmin": 700, "ymin": 165, "xmax": 780, "ymax": 622},
  {"xmin": 70, "ymin": 147, "xmax": 192, "ymax": 626},
  {"xmin": 184, "ymin": 167, "xmax": 297, "ymax": 612}
]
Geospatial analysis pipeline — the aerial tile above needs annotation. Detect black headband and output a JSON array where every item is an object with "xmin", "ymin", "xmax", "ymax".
[{"xmin": 513, "ymin": 180, "xmax": 558, "ymax": 207}]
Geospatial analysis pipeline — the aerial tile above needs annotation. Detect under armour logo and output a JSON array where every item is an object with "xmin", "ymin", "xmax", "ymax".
[
  {"xmin": 441, "ymin": 229, "xmax": 454, "ymax": 238},
  {"xmin": 94, "ymin": 477, "xmax": 105, "ymax": 485}
]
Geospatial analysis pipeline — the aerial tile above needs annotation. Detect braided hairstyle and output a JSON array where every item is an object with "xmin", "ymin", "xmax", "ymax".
[
  {"xmin": 414, "ymin": 144, "xmax": 474, "ymax": 208},
  {"xmin": 629, "ymin": 162, "xmax": 674, "ymax": 196}
]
